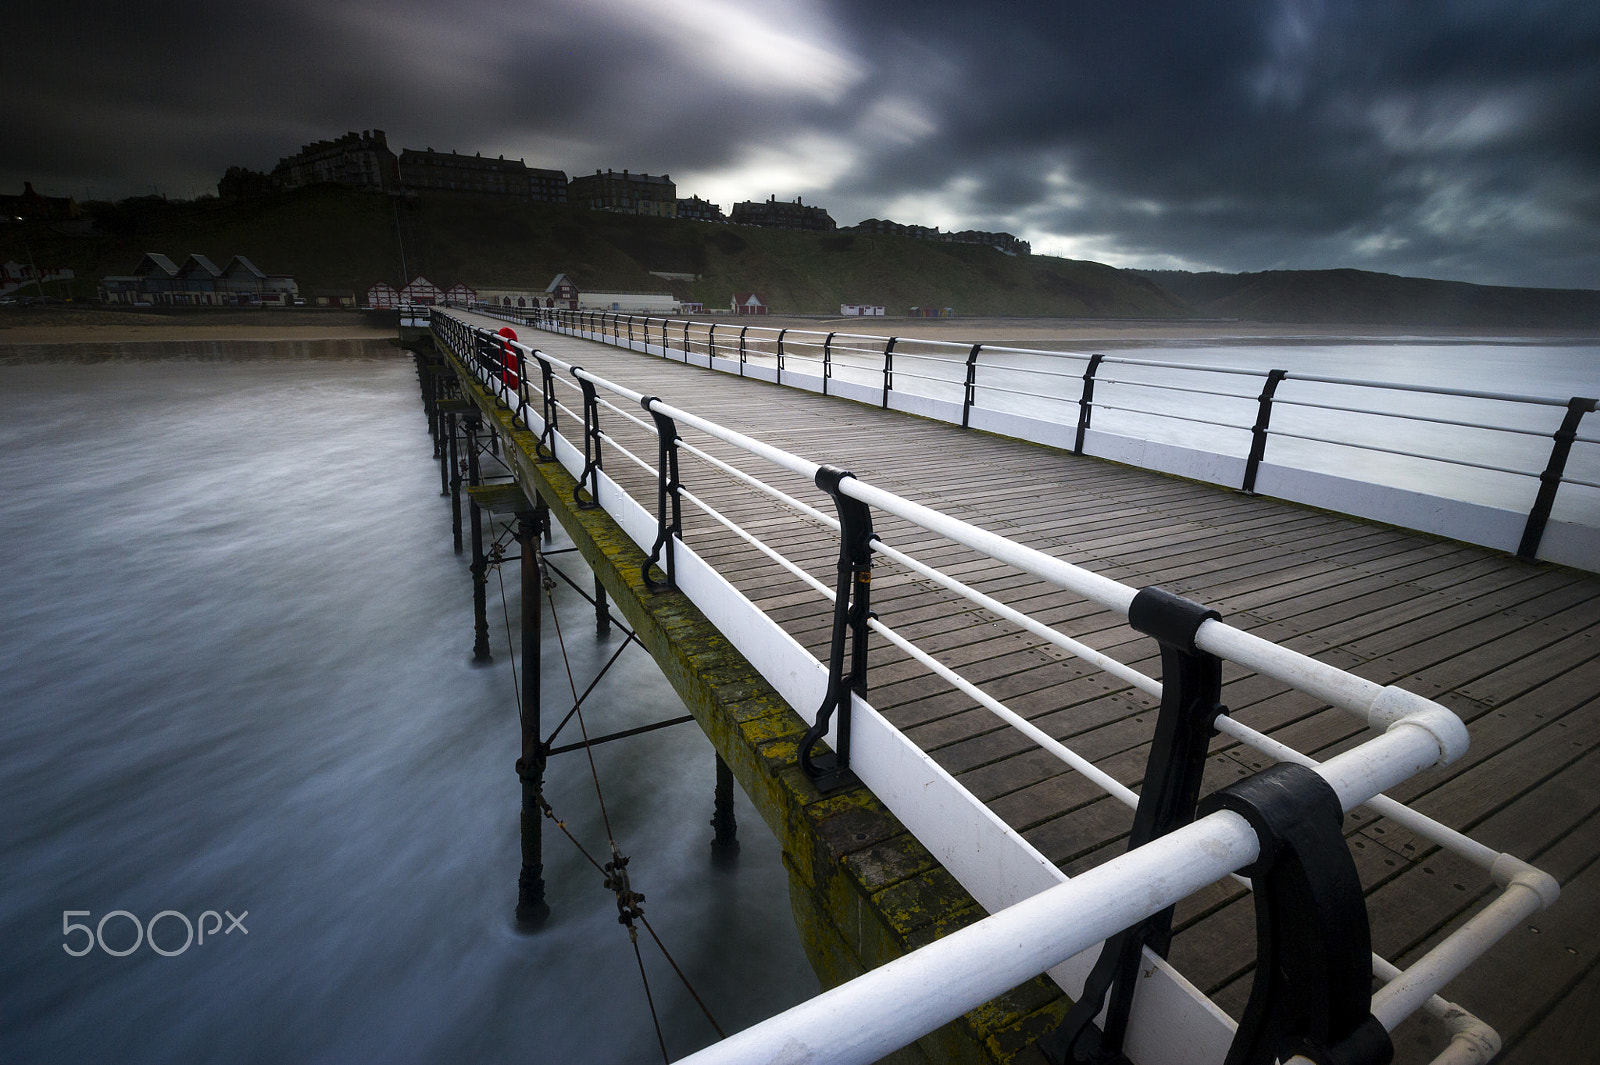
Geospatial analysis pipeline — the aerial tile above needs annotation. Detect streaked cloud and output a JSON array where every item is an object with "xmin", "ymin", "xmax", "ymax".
[{"xmin": 3, "ymin": 0, "xmax": 1595, "ymax": 287}]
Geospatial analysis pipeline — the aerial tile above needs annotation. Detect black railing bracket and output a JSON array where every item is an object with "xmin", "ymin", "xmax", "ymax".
[{"xmin": 798, "ymin": 464, "xmax": 875, "ymax": 792}]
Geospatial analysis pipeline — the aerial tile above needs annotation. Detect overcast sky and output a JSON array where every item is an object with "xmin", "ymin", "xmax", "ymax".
[{"xmin": 7, "ymin": 1, "xmax": 1597, "ymax": 288}]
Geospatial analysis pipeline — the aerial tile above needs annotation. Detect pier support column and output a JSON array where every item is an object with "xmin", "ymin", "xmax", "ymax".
[
  {"xmin": 594, "ymin": 576, "xmax": 611, "ymax": 638},
  {"xmin": 711, "ymin": 753, "xmax": 740, "ymax": 862},
  {"xmin": 448, "ymin": 412, "xmax": 463, "ymax": 550},
  {"xmin": 466, "ymin": 415, "xmax": 492, "ymax": 664},
  {"xmin": 515, "ymin": 504, "xmax": 550, "ymax": 927}
]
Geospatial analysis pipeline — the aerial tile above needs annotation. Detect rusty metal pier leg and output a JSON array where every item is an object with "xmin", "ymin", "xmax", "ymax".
[
  {"xmin": 465, "ymin": 415, "xmax": 492, "ymax": 664},
  {"xmin": 594, "ymin": 576, "xmax": 611, "ymax": 638},
  {"xmin": 448, "ymin": 411, "xmax": 463, "ymax": 551},
  {"xmin": 711, "ymin": 753, "xmax": 740, "ymax": 863},
  {"xmin": 515, "ymin": 502, "xmax": 550, "ymax": 927}
]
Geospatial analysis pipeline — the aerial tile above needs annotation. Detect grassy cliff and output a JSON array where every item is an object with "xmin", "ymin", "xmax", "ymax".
[
  {"xmin": 1, "ymin": 187, "xmax": 1187, "ymax": 317},
  {"xmin": 1138, "ymin": 267, "xmax": 1600, "ymax": 328}
]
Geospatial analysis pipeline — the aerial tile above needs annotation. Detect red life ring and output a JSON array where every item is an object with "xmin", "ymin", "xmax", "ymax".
[{"xmin": 496, "ymin": 326, "xmax": 520, "ymax": 389}]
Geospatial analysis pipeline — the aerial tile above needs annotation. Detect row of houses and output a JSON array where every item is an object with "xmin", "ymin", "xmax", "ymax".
[
  {"xmin": 853, "ymin": 219, "xmax": 1031, "ymax": 256},
  {"xmin": 218, "ymin": 131, "xmax": 1025, "ymax": 250},
  {"xmin": 99, "ymin": 253, "xmax": 299, "ymax": 306}
]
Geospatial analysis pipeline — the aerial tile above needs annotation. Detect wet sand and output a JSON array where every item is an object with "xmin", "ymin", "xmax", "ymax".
[{"xmin": 0, "ymin": 307, "xmax": 394, "ymax": 345}]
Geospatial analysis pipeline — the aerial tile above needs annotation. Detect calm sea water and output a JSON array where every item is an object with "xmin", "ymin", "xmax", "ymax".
[{"xmin": 0, "ymin": 345, "xmax": 816, "ymax": 1064}]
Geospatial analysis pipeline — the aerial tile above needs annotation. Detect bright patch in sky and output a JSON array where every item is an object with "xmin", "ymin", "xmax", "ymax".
[{"xmin": 610, "ymin": 0, "xmax": 864, "ymax": 103}]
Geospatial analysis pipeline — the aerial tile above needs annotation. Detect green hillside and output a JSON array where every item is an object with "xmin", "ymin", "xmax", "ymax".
[
  {"xmin": 1138, "ymin": 267, "xmax": 1600, "ymax": 328},
  {"xmin": 1, "ymin": 186, "xmax": 1188, "ymax": 317}
]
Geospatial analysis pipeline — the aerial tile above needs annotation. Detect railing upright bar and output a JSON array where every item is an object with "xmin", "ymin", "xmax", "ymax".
[
  {"xmin": 738, "ymin": 325, "xmax": 748, "ymax": 377},
  {"xmin": 776, "ymin": 328, "xmax": 787, "ymax": 385},
  {"xmin": 881, "ymin": 337, "xmax": 897, "ymax": 409},
  {"xmin": 823, "ymin": 332, "xmax": 835, "ymax": 396},
  {"xmin": 961, "ymin": 343, "xmax": 981, "ymax": 427},
  {"xmin": 641, "ymin": 396, "xmax": 682, "ymax": 589},
  {"xmin": 1517, "ymin": 396, "xmax": 1598, "ymax": 559},
  {"xmin": 1242, "ymin": 369, "xmax": 1289, "ymax": 493},
  {"xmin": 1073, "ymin": 353, "xmax": 1104, "ymax": 455}
]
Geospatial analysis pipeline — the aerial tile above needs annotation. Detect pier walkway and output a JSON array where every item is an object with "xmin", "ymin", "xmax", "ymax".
[{"xmin": 431, "ymin": 308, "xmax": 1597, "ymax": 1065}]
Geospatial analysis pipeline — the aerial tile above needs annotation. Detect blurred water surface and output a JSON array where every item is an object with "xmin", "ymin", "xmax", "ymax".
[{"xmin": 0, "ymin": 346, "xmax": 815, "ymax": 1064}]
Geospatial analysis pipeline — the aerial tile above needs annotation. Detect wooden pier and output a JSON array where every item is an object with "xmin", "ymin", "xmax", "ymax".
[{"xmin": 437, "ymin": 311, "xmax": 1599, "ymax": 1065}]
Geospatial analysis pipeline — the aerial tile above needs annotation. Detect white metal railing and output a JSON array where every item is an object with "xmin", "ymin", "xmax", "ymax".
[
  {"xmin": 433, "ymin": 309, "xmax": 1558, "ymax": 1065},
  {"xmin": 460, "ymin": 301, "xmax": 1599, "ymax": 572}
]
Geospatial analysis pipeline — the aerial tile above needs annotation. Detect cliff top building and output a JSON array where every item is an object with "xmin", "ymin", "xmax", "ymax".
[
  {"xmin": 568, "ymin": 170, "xmax": 677, "ymax": 218},
  {"xmin": 271, "ymin": 130, "xmax": 398, "ymax": 192},
  {"xmin": 398, "ymin": 149, "xmax": 567, "ymax": 203},
  {"xmin": 730, "ymin": 195, "xmax": 836, "ymax": 231}
]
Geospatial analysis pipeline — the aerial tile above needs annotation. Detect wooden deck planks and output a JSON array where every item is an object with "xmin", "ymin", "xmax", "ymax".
[{"xmin": 493, "ymin": 322, "xmax": 1600, "ymax": 1064}]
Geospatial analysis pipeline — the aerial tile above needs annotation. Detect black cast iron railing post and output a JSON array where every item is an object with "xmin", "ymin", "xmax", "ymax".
[
  {"xmin": 738, "ymin": 326, "xmax": 748, "ymax": 377},
  {"xmin": 534, "ymin": 353, "xmax": 559, "ymax": 461},
  {"xmin": 776, "ymin": 328, "xmax": 787, "ymax": 385},
  {"xmin": 798, "ymin": 465, "xmax": 874, "ymax": 793},
  {"xmin": 961, "ymin": 343, "xmax": 982, "ymax": 428},
  {"xmin": 627, "ymin": 315, "xmax": 634, "ymax": 348},
  {"xmin": 1518, "ymin": 395, "xmax": 1597, "ymax": 560},
  {"xmin": 1198, "ymin": 764, "xmax": 1392, "ymax": 1065},
  {"xmin": 1073, "ymin": 353, "xmax": 1105, "ymax": 455},
  {"xmin": 1243, "ymin": 368, "xmax": 1289, "ymax": 493},
  {"xmin": 683, "ymin": 319, "xmax": 691, "ymax": 362},
  {"xmin": 640, "ymin": 396, "xmax": 683, "ymax": 590},
  {"xmin": 573, "ymin": 368, "xmax": 603, "ymax": 509},
  {"xmin": 514, "ymin": 344, "xmax": 531, "ymax": 430},
  {"xmin": 707, "ymin": 323, "xmax": 718, "ymax": 366},
  {"xmin": 1040, "ymin": 586, "xmax": 1224, "ymax": 1065},
  {"xmin": 881, "ymin": 337, "xmax": 898, "ymax": 409},
  {"xmin": 823, "ymin": 332, "xmax": 836, "ymax": 395}
]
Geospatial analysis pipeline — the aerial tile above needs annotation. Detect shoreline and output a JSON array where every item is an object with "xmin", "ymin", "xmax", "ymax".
[{"xmin": 3, "ymin": 308, "xmax": 1595, "ymax": 349}]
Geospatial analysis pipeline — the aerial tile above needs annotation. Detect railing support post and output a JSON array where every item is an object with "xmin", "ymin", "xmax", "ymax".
[
  {"xmin": 534, "ymin": 354, "xmax": 559, "ymax": 462},
  {"xmin": 683, "ymin": 319, "xmax": 691, "ymax": 362},
  {"xmin": 798, "ymin": 465, "xmax": 874, "ymax": 793},
  {"xmin": 1198, "ymin": 764, "xmax": 1392, "ymax": 1065},
  {"xmin": 823, "ymin": 332, "xmax": 836, "ymax": 395},
  {"xmin": 1518, "ymin": 396, "xmax": 1596, "ymax": 560},
  {"xmin": 776, "ymin": 328, "xmax": 787, "ymax": 385},
  {"xmin": 961, "ymin": 343, "xmax": 982, "ymax": 427},
  {"xmin": 573, "ymin": 369, "xmax": 603, "ymax": 509},
  {"xmin": 707, "ymin": 323, "xmax": 718, "ymax": 366},
  {"xmin": 515, "ymin": 504, "xmax": 549, "ymax": 927},
  {"xmin": 1040, "ymin": 585, "xmax": 1223, "ymax": 1064},
  {"xmin": 711, "ymin": 753, "xmax": 740, "ymax": 862},
  {"xmin": 880, "ymin": 337, "xmax": 897, "ymax": 409},
  {"xmin": 1073, "ymin": 353, "xmax": 1104, "ymax": 455},
  {"xmin": 641, "ymin": 397, "xmax": 683, "ymax": 590},
  {"xmin": 1243, "ymin": 368, "xmax": 1289, "ymax": 493},
  {"xmin": 738, "ymin": 326, "xmax": 748, "ymax": 377}
]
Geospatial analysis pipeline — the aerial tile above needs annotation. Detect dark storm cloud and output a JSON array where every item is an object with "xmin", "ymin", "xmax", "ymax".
[{"xmin": 5, "ymin": 0, "xmax": 1596, "ymax": 287}]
